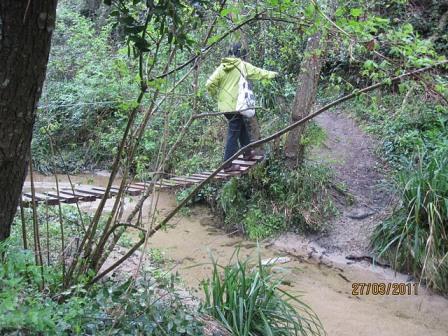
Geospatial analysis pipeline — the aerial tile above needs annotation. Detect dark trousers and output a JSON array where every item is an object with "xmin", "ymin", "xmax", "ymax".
[{"xmin": 223, "ymin": 114, "xmax": 252, "ymax": 163}]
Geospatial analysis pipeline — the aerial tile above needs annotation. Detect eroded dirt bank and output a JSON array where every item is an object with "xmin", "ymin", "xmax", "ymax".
[{"xmin": 308, "ymin": 110, "xmax": 395, "ymax": 257}]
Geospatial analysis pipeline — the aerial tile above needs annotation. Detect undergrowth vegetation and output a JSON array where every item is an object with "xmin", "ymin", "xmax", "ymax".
[
  {"xmin": 348, "ymin": 92, "xmax": 448, "ymax": 169},
  {"xmin": 0, "ymin": 240, "xmax": 204, "ymax": 335},
  {"xmin": 345, "ymin": 90, "xmax": 448, "ymax": 293},
  {"xmin": 201, "ymin": 254, "xmax": 324, "ymax": 336},
  {"xmin": 371, "ymin": 149, "xmax": 448, "ymax": 292},
  {"xmin": 185, "ymin": 154, "xmax": 336, "ymax": 240},
  {"xmin": 2, "ymin": 207, "xmax": 206, "ymax": 335}
]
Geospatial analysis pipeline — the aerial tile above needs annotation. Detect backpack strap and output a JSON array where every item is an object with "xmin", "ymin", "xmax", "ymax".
[{"xmin": 235, "ymin": 61, "xmax": 248, "ymax": 79}]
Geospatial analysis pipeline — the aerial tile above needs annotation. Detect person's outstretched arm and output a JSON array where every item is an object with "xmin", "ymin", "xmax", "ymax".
[
  {"xmin": 243, "ymin": 62, "xmax": 278, "ymax": 81},
  {"xmin": 206, "ymin": 65, "xmax": 225, "ymax": 97}
]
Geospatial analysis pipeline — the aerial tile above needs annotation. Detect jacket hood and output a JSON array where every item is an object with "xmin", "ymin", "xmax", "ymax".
[{"xmin": 221, "ymin": 57, "xmax": 242, "ymax": 71}]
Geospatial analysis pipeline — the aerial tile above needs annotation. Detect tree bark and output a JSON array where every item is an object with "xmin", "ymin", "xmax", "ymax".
[
  {"xmin": 0, "ymin": 0, "xmax": 57, "ymax": 241},
  {"xmin": 284, "ymin": 31, "xmax": 324, "ymax": 166},
  {"xmin": 81, "ymin": 0, "xmax": 102, "ymax": 18}
]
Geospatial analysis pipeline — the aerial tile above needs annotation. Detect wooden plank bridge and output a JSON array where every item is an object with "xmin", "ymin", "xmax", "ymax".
[{"xmin": 21, "ymin": 155, "xmax": 263, "ymax": 207}]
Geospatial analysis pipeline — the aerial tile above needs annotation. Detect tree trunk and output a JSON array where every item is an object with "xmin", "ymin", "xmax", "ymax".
[
  {"xmin": 81, "ymin": 0, "xmax": 102, "ymax": 18},
  {"xmin": 0, "ymin": 0, "xmax": 57, "ymax": 241},
  {"xmin": 284, "ymin": 31, "xmax": 324, "ymax": 167}
]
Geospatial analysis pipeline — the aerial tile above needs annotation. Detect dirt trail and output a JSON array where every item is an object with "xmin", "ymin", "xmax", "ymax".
[
  {"xmin": 310, "ymin": 110, "xmax": 395, "ymax": 256},
  {"xmin": 278, "ymin": 110, "xmax": 394, "ymax": 258}
]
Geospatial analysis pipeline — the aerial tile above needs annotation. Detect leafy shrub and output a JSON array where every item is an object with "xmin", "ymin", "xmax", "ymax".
[
  {"xmin": 0, "ymin": 240, "xmax": 204, "ymax": 335},
  {"xmin": 347, "ymin": 92, "xmax": 448, "ymax": 169},
  {"xmin": 201, "ymin": 254, "xmax": 324, "ymax": 336},
  {"xmin": 33, "ymin": 2, "xmax": 138, "ymax": 173},
  {"xmin": 372, "ymin": 149, "xmax": 448, "ymax": 293},
  {"xmin": 213, "ymin": 157, "xmax": 336, "ymax": 238},
  {"xmin": 243, "ymin": 207, "xmax": 286, "ymax": 240}
]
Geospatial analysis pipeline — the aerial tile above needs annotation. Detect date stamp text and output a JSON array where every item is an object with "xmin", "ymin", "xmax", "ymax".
[{"xmin": 352, "ymin": 282, "xmax": 418, "ymax": 296}]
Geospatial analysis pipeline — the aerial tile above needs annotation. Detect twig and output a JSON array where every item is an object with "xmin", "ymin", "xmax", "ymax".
[
  {"xmin": 152, "ymin": 11, "xmax": 268, "ymax": 80},
  {"xmin": 23, "ymin": 0, "xmax": 32, "ymax": 24},
  {"xmin": 20, "ymin": 202, "xmax": 28, "ymax": 250},
  {"xmin": 29, "ymin": 156, "xmax": 45, "ymax": 289}
]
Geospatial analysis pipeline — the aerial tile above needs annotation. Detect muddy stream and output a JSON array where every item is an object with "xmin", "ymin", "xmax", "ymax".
[{"xmin": 24, "ymin": 173, "xmax": 448, "ymax": 336}]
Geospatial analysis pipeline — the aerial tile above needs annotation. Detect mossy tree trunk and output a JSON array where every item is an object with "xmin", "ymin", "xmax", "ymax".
[
  {"xmin": 284, "ymin": 31, "xmax": 324, "ymax": 167},
  {"xmin": 0, "ymin": 0, "xmax": 57, "ymax": 241},
  {"xmin": 284, "ymin": 0, "xmax": 338, "ymax": 168},
  {"xmin": 81, "ymin": 0, "xmax": 102, "ymax": 18}
]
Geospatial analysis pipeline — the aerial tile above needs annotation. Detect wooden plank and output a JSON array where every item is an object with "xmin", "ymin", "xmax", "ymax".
[
  {"xmin": 128, "ymin": 183, "xmax": 148, "ymax": 190},
  {"xmin": 189, "ymin": 173, "xmax": 226, "ymax": 180},
  {"xmin": 74, "ymin": 187, "xmax": 110, "ymax": 198},
  {"xmin": 203, "ymin": 171, "xmax": 235, "ymax": 178},
  {"xmin": 204, "ymin": 166, "xmax": 248, "ymax": 176},
  {"xmin": 180, "ymin": 175, "xmax": 206, "ymax": 181},
  {"xmin": 170, "ymin": 177, "xmax": 200, "ymax": 184},
  {"xmin": 231, "ymin": 159, "xmax": 257, "ymax": 166},
  {"xmin": 157, "ymin": 180, "xmax": 178, "ymax": 187},
  {"xmin": 238, "ymin": 154, "xmax": 263, "ymax": 161},
  {"xmin": 159, "ymin": 179, "xmax": 191, "ymax": 186},
  {"xmin": 59, "ymin": 189, "xmax": 97, "ymax": 202},
  {"xmin": 134, "ymin": 180, "xmax": 183, "ymax": 189},
  {"xmin": 133, "ymin": 181, "xmax": 166, "ymax": 189},
  {"xmin": 92, "ymin": 186, "xmax": 142, "ymax": 197},
  {"xmin": 132, "ymin": 179, "xmax": 177, "ymax": 190},
  {"xmin": 123, "ymin": 186, "xmax": 143, "ymax": 196},
  {"xmin": 233, "ymin": 165, "xmax": 250, "ymax": 172},
  {"xmin": 133, "ymin": 182, "xmax": 155, "ymax": 188},
  {"xmin": 23, "ymin": 192, "xmax": 60, "ymax": 205},
  {"xmin": 90, "ymin": 186, "xmax": 119, "ymax": 196},
  {"xmin": 44, "ymin": 192, "xmax": 78, "ymax": 204},
  {"xmin": 21, "ymin": 195, "xmax": 33, "ymax": 207}
]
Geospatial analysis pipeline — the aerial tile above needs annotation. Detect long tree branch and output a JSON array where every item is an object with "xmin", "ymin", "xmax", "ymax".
[
  {"xmin": 152, "ymin": 11, "xmax": 268, "ymax": 80},
  {"xmin": 143, "ymin": 60, "xmax": 448, "ymax": 239}
]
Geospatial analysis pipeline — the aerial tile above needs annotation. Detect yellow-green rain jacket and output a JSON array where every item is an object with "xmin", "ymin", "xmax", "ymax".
[{"xmin": 206, "ymin": 57, "xmax": 278, "ymax": 112}]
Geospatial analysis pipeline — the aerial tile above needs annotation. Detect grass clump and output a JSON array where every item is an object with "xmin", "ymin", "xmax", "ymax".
[
  {"xmin": 201, "ymin": 254, "xmax": 325, "ymax": 336},
  {"xmin": 372, "ymin": 149, "xmax": 448, "ymax": 293}
]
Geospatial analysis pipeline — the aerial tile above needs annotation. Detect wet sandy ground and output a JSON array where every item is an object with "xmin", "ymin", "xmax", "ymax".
[
  {"xmin": 141, "ymin": 194, "xmax": 448, "ymax": 336},
  {"xmin": 311, "ymin": 110, "xmax": 395, "ymax": 256}
]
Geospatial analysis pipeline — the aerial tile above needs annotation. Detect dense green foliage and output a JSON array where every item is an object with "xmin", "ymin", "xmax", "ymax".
[
  {"xmin": 344, "ymin": 87, "xmax": 448, "ymax": 292},
  {"xmin": 0, "ymin": 240, "xmax": 203, "ymax": 335},
  {"xmin": 201, "ymin": 254, "xmax": 324, "ymax": 336},
  {"xmin": 34, "ymin": 3, "xmax": 138, "ymax": 173},
  {"xmin": 1, "ymin": 212, "xmax": 204, "ymax": 335},
  {"xmin": 348, "ymin": 93, "xmax": 448, "ymax": 168},
  {"xmin": 372, "ymin": 149, "xmax": 448, "ymax": 293},
  {"xmin": 215, "ymin": 157, "xmax": 335, "ymax": 239}
]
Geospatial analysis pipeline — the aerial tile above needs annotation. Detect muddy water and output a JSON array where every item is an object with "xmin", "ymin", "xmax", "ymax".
[
  {"xmin": 23, "ymin": 171, "xmax": 115, "ymax": 193},
  {"xmin": 143, "ymin": 193, "xmax": 448, "ymax": 336},
  {"xmin": 23, "ymin": 175, "xmax": 448, "ymax": 336}
]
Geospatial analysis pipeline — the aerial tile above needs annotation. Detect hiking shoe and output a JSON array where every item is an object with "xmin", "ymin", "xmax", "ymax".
[
  {"xmin": 223, "ymin": 164, "xmax": 241, "ymax": 172},
  {"xmin": 243, "ymin": 150, "xmax": 257, "ymax": 161}
]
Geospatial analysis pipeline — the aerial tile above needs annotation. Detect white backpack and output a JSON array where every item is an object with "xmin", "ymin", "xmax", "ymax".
[{"xmin": 235, "ymin": 65, "xmax": 256, "ymax": 118}]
